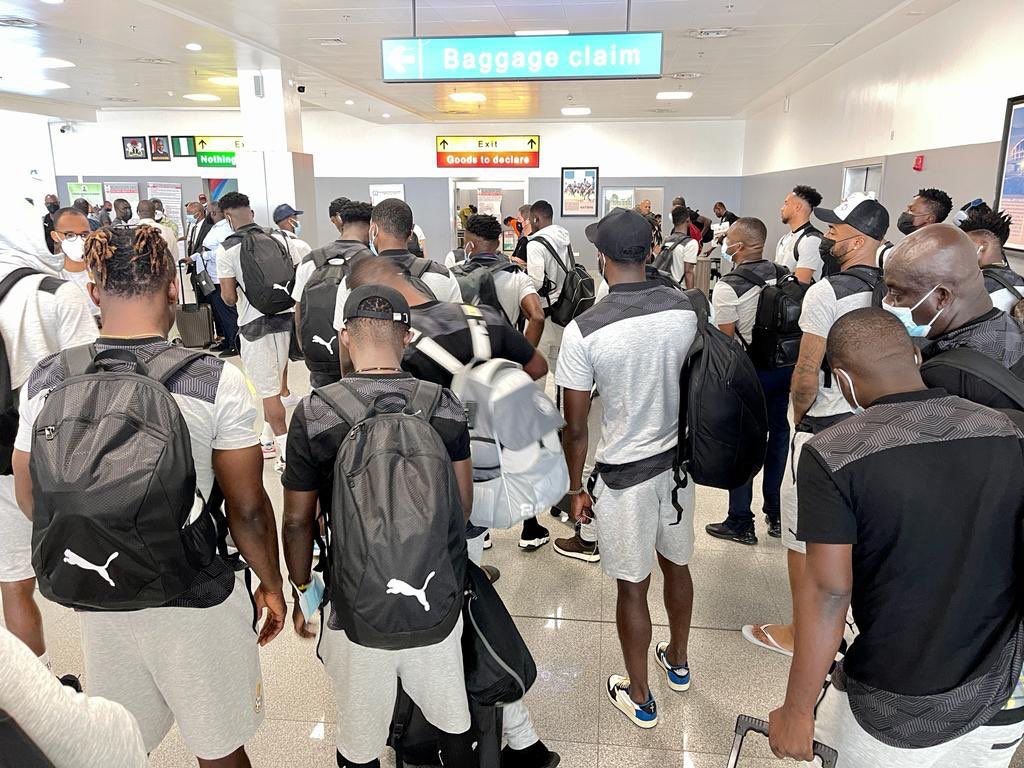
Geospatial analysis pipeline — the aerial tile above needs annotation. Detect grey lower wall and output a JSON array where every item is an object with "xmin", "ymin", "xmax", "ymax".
[{"xmin": 742, "ymin": 142, "xmax": 1002, "ymax": 253}]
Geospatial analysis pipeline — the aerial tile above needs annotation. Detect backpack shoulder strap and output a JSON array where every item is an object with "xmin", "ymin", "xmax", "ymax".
[
  {"xmin": 983, "ymin": 265, "xmax": 1024, "ymax": 301},
  {"xmin": 727, "ymin": 266, "xmax": 767, "ymax": 288},
  {"xmin": 841, "ymin": 267, "xmax": 881, "ymax": 292},
  {"xmin": 531, "ymin": 235, "xmax": 570, "ymax": 274},
  {"xmin": 316, "ymin": 381, "xmax": 371, "ymax": 427},
  {"xmin": 410, "ymin": 257, "xmax": 432, "ymax": 279},
  {"xmin": 38, "ymin": 276, "xmax": 66, "ymax": 295},
  {"xmin": 409, "ymin": 330, "xmax": 465, "ymax": 375},
  {"xmin": 921, "ymin": 347, "xmax": 1024, "ymax": 410},
  {"xmin": 460, "ymin": 305, "xmax": 493, "ymax": 362},
  {"xmin": 60, "ymin": 344, "xmax": 98, "ymax": 378},
  {"xmin": 0, "ymin": 267, "xmax": 41, "ymax": 305},
  {"xmin": 407, "ymin": 380, "xmax": 443, "ymax": 422},
  {"xmin": 682, "ymin": 288, "xmax": 709, "ymax": 330},
  {"xmin": 145, "ymin": 347, "xmax": 209, "ymax": 385}
]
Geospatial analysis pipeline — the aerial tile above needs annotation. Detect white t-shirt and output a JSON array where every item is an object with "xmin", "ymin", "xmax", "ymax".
[
  {"xmin": 451, "ymin": 255, "xmax": 538, "ymax": 326},
  {"xmin": 16, "ymin": 339, "xmax": 259, "ymax": 502},
  {"xmin": 712, "ymin": 259, "xmax": 780, "ymax": 346},
  {"xmin": 776, "ymin": 223, "xmax": 824, "ymax": 283},
  {"xmin": 525, "ymin": 225, "xmax": 572, "ymax": 306},
  {"xmin": 556, "ymin": 282, "xmax": 697, "ymax": 465},
  {"xmin": 291, "ymin": 240, "xmax": 370, "ymax": 304},
  {"xmin": 136, "ymin": 218, "xmax": 177, "ymax": 255},
  {"xmin": 61, "ymin": 269, "xmax": 100, "ymax": 317},
  {"xmin": 0, "ymin": 263, "xmax": 98, "ymax": 390},
  {"xmin": 216, "ymin": 228, "xmax": 296, "ymax": 328},
  {"xmin": 659, "ymin": 233, "xmax": 700, "ymax": 285},
  {"xmin": 197, "ymin": 219, "xmax": 233, "ymax": 283},
  {"xmin": 276, "ymin": 229, "xmax": 313, "ymax": 266}
]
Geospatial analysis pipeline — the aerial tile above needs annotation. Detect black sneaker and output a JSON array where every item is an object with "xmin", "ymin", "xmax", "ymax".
[
  {"xmin": 219, "ymin": 348, "xmax": 240, "ymax": 358},
  {"xmin": 519, "ymin": 520, "xmax": 550, "ymax": 552},
  {"xmin": 705, "ymin": 519, "xmax": 758, "ymax": 546},
  {"xmin": 501, "ymin": 741, "xmax": 561, "ymax": 768},
  {"xmin": 765, "ymin": 516, "xmax": 782, "ymax": 538}
]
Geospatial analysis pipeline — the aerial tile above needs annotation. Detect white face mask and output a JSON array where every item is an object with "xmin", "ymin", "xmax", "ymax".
[
  {"xmin": 60, "ymin": 236, "xmax": 86, "ymax": 262},
  {"xmin": 154, "ymin": 210, "xmax": 164, "ymax": 221},
  {"xmin": 834, "ymin": 368, "xmax": 865, "ymax": 415},
  {"xmin": 721, "ymin": 237, "xmax": 737, "ymax": 267}
]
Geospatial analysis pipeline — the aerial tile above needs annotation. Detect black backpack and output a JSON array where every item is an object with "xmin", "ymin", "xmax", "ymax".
[
  {"xmin": 982, "ymin": 265, "xmax": 1024, "ymax": 317},
  {"xmin": 842, "ymin": 266, "xmax": 887, "ymax": 308},
  {"xmin": 730, "ymin": 263, "xmax": 808, "ymax": 369},
  {"xmin": 645, "ymin": 264, "xmax": 682, "ymax": 291},
  {"xmin": 407, "ymin": 230, "xmax": 424, "ymax": 258},
  {"xmin": 0, "ymin": 268, "xmax": 64, "ymax": 476},
  {"xmin": 877, "ymin": 241, "xmax": 896, "ymax": 270},
  {"xmin": 451, "ymin": 256, "xmax": 518, "ymax": 323},
  {"xmin": 921, "ymin": 347, "xmax": 1024, "ymax": 410},
  {"xmin": 789, "ymin": 224, "xmax": 823, "ymax": 269},
  {"xmin": 31, "ymin": 345, "xmax": 219, "ymax": 610},
  {"xmin": 299, "ymin": 241, "xmax": 372, "ymax": 379},
  {"xmin": 233, "ymin": 225, "xmax": 296, "ymax": 315},
  {"xmin": 532, "ymin": 235, "xmax": 596, "ymax": 327},
  {"xmin": 392, "ymin": 253, "xmax": 441, "ymax": 301},
  {"xmin": 0, "ymin": 709, "xmax": 55, "ymax": 768},
  {"xmin": 317, "ymin": 380, "xmax": 466, "ymax": 650},
  {"xmin": 652, "ymin": 234, "xmax": 692, "ymax": 280},
  {"xmin": 677, "ymin": 289, "xmax": 768, "ymax": 489}
]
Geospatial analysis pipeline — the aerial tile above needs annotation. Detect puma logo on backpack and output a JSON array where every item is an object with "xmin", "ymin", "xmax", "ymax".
[
  {"xmin": 312, "ymin": 334, "xmax": 336, "ymax": 354},
  {"xmin": 63, "ymin": 549, "xmax": 118, "ymax": 588},
  {"xmin": 386, "ymin": 572, "xmax": 436, "ymax": 612}
]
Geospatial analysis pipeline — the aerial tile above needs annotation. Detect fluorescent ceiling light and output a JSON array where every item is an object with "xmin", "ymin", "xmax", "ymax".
[
  {"xmin": 449, "ymin": 92, "xmax": 485, "ymax": 103},
  {"xmin": 0, "ymin": 78, "xmax": 69, "ymax": 92},
  {"xmin": 36, "ymin": 57, "xmax": 75, "ymax": 68},
  {"xmin": 344, "ymin": 99, "xmax": 354, "ymax": 105},
  {"xmin": 39, "ymin": 0, "xmax": 64, "ymax": 5},
  {"xmin": 656, "ymin": 91, "xmax": 692, "ymax": 100},
  {"xmin": 381, "ymin": 112, "xmax": 391, "ymax": 118},
  {"xmin": 183, "ymin": 93, "xmax": 219, "ymax": 101},
  {"xmin": 185, "ymin": 43, "xmax": 203, "ymax": 52},
  {"xmin": 208, "ymin": 75, "xmax": 238, "ymax": 86},
  {"xmin": 515, "ymin": 29, "xmax": 569, "ymax": 36},
  {"xmin": 561, "ymin": 106, "xmax": 590, "ymax": 116}
]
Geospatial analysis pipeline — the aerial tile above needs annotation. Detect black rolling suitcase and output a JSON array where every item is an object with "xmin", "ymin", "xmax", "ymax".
[
  {"xmin": 175, "ymin": 262, "xmax": 214, "ymax": 349},
  {"xmin": 728, "ymin": 715, "xmax": 838, "ymax": 767}
]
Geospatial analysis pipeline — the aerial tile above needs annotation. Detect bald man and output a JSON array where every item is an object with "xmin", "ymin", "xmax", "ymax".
[
  {"xmin": 770, "ymin": 307, "xmax": 1024, "ymax": 767},
  {"xmin": 135, "ymin": 199, "xmax": 177, "ymax": 253},
  {"xmin": 883, "ymin": 223, "xmax": 1024, "ymax": 409}
]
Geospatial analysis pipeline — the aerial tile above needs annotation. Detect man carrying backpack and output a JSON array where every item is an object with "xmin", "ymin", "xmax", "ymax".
[
  {"xmin": 959, "ymin": 207, "xmax": 1024, "ymax": 315},
  {"xmin": 12, "ymin": 225, "xmax": 286, "ymax": 765},
  {"xmin": 776, "ymin": 185, "xmax": 825, "ymax": 284},
  {"xmin": 525, "ymin": 200, "xmax": 575, "ymax": 383},
  {"xmin": 0, "ymin": 195, "xmax": 98, "ymax": 676},
  {"xmin": 216, "ymin": 192, "xmax": 297, "ymax": 471},
  {"xmin": 883, "ymin": 224, "xmax": 1024, "ymax": 410},
  {"xmin": 657, "ymin": 207, "xmax": 700, "ymax": 288},
  {"xmin": 743, "ymin": 193, "xmax": 888, "ymax": 659},
  {"xmin": 292, "ymin": 200, "xmax": 373, "ymax": 387},
  {"xmin": 455, "ymin": 213, "xmax": 545, "ymax": 344},
  {"xmin": 281, "ymin": 284, "xmax": 476, "ymax": 768},
  {"xmin": 559, "ymin": 208, "xmax": 698, "ymax": 730},
  {"xmin": 706, "ymin": 217, "xmax": 792, "ymax": 545}
]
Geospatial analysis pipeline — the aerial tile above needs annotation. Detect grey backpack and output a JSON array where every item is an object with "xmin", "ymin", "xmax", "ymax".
[
  {"xmin": 30, "ymin": 345, "xmax": 218, "ymax": 611},
  {"xmin": 318, "ymin": 380, "xmax": 466, "ymax": 650}
]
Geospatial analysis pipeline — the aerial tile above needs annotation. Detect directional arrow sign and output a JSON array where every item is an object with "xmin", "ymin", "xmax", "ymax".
[
  {"xmin": 386, "ymin": 43, "xmax": 418, "ymax": 75},
  {"xmin": 435, "ymin": 135, "xmax": 540, "ymax": 168}
]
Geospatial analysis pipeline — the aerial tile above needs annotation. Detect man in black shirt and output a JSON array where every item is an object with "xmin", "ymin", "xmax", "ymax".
[
  {"xmin": 769, "ymin": 307, "xmax": 1024, "ymax": 766},
  {"xmin": 883, "ymin": 224, "xmax": 1024, "ymax": 408},
  {"xmin": 713, "ymin": 201, "xmax": 738, "ymax": 225}
]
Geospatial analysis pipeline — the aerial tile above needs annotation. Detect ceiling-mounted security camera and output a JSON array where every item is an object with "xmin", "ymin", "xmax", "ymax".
[
  {"xmin": 58, "ymin": 123, "xmax": 74, "ymax": 134},
  {"xmin": 296, "ymin": 84, "xmax": 307, "ymax": 94}
]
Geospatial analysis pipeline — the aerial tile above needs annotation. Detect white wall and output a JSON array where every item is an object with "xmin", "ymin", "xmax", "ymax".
[
  {"xmin": 0, "ymin": 109, "xmax": 57, "ymax": 199},
  {"xmin": 742, "ymin": 0, "xmax": 1024, "ymax": 176}
]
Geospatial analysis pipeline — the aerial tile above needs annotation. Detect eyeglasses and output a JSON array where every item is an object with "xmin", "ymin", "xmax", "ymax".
[{"xmin": 56, "ymin": 232, "xmax": 88, "ymax": 241}]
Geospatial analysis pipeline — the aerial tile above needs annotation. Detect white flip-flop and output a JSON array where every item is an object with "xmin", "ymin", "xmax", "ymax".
[{"xmin": 742, "ymin": 624, "xmax": 794, "ymax": 658}]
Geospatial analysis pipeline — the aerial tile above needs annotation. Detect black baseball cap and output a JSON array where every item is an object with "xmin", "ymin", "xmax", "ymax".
[
  {"xmin": 273, "ymin": 203, "xmax": 303, "ymax": 223},
  {"xmin": 585, "ymin": 208, "xmax": 651, "ymax": 262},
  {"xmin": 814, "ymin": 193, "xmax": 889, "ymax": 240},
  {"xmin": 343, "ymin": 284, "xmax": 411, "ymax": 326}
]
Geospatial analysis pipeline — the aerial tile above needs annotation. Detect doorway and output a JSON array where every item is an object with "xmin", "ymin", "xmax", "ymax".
[{"xmin": 450, "ymin": 179, "xmax": 528, "ymax": 254}]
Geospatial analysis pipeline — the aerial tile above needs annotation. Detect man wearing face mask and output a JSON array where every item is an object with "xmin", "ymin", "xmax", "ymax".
[
  {"xmin": 112, "ymin": 198, "xmax": 134, "ymax": 227},
  {"xmin": 880, "ymin": 188, "xmax": 954, "ymax": 270},
  {"xmin": 42, "ymin": 194, "xmax": 60, "ymax": 255},
  {"xmin": 743, "ymin": 192, "xmax": 888, "ymax": 659},
  {"xmin": 769, "ymin": 306, "xmax": 1024, "ymax": 767},
  {"xmin": 49, "ymin": 207, "xmax": 100, "ymax": 320},
  {"xmin": 272, "ymin": 204, "xmax": 313, "ymax": 267},
  {"xmin": 958, "ymin": 207, "xmax": 1024, "ymax": 315},
  {"xmin": 149, "ymin": 199, "xmax": 179, "ymax": 241},
  {"xmin": 882, "ymin": 224, "xmax": 1024, "ymax": 410}
]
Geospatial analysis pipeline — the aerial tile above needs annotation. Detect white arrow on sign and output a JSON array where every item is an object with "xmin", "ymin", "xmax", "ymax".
[{"xmin": 387, "ymin": 44, "xmax": 418, "ymax": 74}]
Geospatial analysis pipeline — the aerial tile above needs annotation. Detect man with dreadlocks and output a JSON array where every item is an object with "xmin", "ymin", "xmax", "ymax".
[
  {"xmin": 958, "ymin": 205, "xmax": 1024, "ymax": 315},
  {"xmin": 12, "ymin": 224, "xmax": 287, "ymax": 767}
]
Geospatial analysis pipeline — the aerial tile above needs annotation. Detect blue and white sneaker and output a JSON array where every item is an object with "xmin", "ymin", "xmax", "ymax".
[
  {"xmin": 606, "ymin": 675, "xmax": 658, "ymax": 729},
  {"xmin": 655, "ymin": 642, "xmax": 691, "ymax": 692}
]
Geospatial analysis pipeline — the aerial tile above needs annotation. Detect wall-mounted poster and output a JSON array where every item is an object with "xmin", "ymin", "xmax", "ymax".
[
  {"xmin": 996, "ymin": 94, "xmax": 1024, "ymax": 252},
  {"xmin": 603, "ymin": 187, "xmax": 635, "ymax": 214},
  {"xmin": 149, "ymin": 136, "xmax": 171, "ymax": 162},
  {"xmin": 369, "ymin": 183, "xmax": 405, "ymax": 206},
  {"xmin": 103, "ymin": 182, "xmax": 140, "ymax": 217},
  {"xmin": 477, "ymin": 188, "xmax": 503, "ymax": 219},
  {"xmin": 66, "ymin": 182, "xmax": 104, "ymax": 207},
  {"xmin": 561, "ymin": 167, "xmax": 598, "ymax": 217},
  {"xmin": 122, "ymin": 136, "xmax": 147, "ymax": 160}
]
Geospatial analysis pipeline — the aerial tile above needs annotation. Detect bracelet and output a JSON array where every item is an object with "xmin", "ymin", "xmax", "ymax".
[
  {"xmin": 567, "ymin": 487, "xmax": 586, "ymax": 497},
  {"xmin": 290, "ymin": 579, "xmax": 311, "ymax": 594}
]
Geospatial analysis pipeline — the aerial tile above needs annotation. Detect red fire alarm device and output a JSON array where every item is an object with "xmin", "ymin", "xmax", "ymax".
[{"xmin": 913, "ymin": 154, "xmax": 925, "ymax": 172}]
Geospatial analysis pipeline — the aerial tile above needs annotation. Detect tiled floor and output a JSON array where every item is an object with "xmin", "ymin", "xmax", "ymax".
[{"xmin": 5, "ymin": 360, "xmax": 1024, "ymax": 766}]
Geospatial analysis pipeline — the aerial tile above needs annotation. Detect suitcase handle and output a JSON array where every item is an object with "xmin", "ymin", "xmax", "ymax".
[{"xmin": 729, "ymin": 715, "xmax": 838, "ymax": 768}]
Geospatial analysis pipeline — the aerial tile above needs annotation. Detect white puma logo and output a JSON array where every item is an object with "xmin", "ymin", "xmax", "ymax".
[
  {"xmin": 386, "ymin": 571, "xmax": 436, "ymax": 612},
  {"xmin": 312, "ymin": 334, "xmax": 336, "ymax": 354},
  {"xmin": 63, "ymin": 549, "xmax": 118, "ymax": 587},
  {"xmin": 272, "ymin": 283, "xmax": 291, "ymax": 294}
]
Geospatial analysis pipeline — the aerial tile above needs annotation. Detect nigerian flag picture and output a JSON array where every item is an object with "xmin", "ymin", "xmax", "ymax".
[{"xmin": 171, "ymin": 136, "xmax": 196, "ymax": 157}]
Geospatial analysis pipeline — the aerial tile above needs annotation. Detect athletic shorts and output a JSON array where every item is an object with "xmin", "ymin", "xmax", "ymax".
[
  {"xmin": 808, "ymin": 685, "xmax": 1024, "ymax": 768},
  {"xmin": 239, "ymin": 331, "xmax": 289, "ymax": 399},
  {"xmin": 781, "ymin": 431, "xmax": 812, "ymax": 555},
  {"xmin": 0, "ymin": 477, "xmax": 34, "ymax": 582},
  {"xmin": 593, "ymin": 468, "xmax": 695, "ymax": 583},
  {"xmin": 79, "ymin": 574, "xmax": 264, "ymax": 759},
  {"xmin": 319, "ymin": 617, "xmax": 471, "ymax": 763}
]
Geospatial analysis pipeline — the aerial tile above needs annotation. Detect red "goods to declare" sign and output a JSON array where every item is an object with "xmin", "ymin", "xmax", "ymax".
[{"xmin": 436, "ymin": 135, "xmax": 539, "ymax": 168}]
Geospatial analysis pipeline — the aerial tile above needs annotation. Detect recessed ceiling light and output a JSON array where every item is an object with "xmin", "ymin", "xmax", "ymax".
[
  {"xmin": 649, "ymin": 108, "xmax": 673, "ymax": 114},
  {"xmin": 514, "ymin": 29, "xmax": 569, "ymax": 36},
  {"xmin": 208, "ymin": 75, "xmax": 238, "ymax": 86},
  {"xmin": 671, "ymin": 71, "xmax": 703, "ymax": 80},
  {"xmin": 1, "ymin": 78, "xmax": 69, "ymax": 92},
  {"xmin": 40, "ymin": 0, "xmax": 64, "ymax": 5},
  {"xmin": 185, "ymin": 43, "xmax": 203, "ymax": 52},
  {"xmin": 689, "ymin": 28, "xmax": 734, "ymax": 39},
  {"xmin": 561, "ymin": 106, "xmax": 591, "ymax": 116},
  {"xmin": 449, "ymin": 92, "xmax": 485, "ymax": 103},
  {"xmin": 656, "ymin": 91, "xmax": 692, "ymax": 100},
  {"xmin": 183, "ymin": 93, "xmax": 220, "ymax": 102},
  {"xmin": 344, "ymin": 99, "xmax": 354, "ymax": 105},
  {"xmin": 37, "ymin": 57, "xmax": 75, "ymax": 69},
  {"xmin": 167, "ymin": 90, "xmax": 174, "ymax": 96},
  {"xmin": 309, "ymin": 37, "xmax": 346, "ymax": 46},
  {"xmin": 132, "ymin": 57, "xmax": 175, "ymax": 65},
  {"xmin": 907, "ymin": 10, "xmax": 926, "ymax": 15},
  {"xmin": 104, "ymin": 96, "xmax": 139, "ymax": 103},
  {"xmin": 381, "ymin": 112, "xmax": 391, "ymax": 118}
]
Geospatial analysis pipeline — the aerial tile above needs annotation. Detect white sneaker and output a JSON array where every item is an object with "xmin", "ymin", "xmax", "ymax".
[
  {"xmin": 606, "ymin": 675, "xmax": 658, "ymax": 729},
  {"xmin": 274, "ymin": 455, "xmax": 286, "ymax": 474},
  {"xmin": 280, "ymin": 392, "xmax": 302, "ymax": 409},
  {"xmin": 261, "ymin": 441, "xmax": 276, "ymax": 460}
]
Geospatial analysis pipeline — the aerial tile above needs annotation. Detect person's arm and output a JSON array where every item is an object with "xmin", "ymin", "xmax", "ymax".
[
  {"xmin": 525, "ymin": 242, "xmax": 546, "ymax": 291},
  {"xmin": 684, "ymin": 263, "xmax": 695, "ymax": 290},
  {"xmin": 791, "ymin": 333, "xmax": 826, "ymax": 424},
  {"xmin": 794, "ymin": 267, "xmax": 815, "ymax": 285},
  {"xmin": 697, "ymin": 214, "xmax": 711, "ymax": 237},
  {"xmin": 220, "ymin": 276, "xmax": 238, "ymax": 306},
  {"xmin": 523, "ymin": 350, "xmax": 548, "ymax": 381},
  {"xmin": 282, "ymin": 488, "xmax": 318, "ymax": 639},
  {"xmin": 711, "ymin": 281, "xmax": 739, "ymax": 340},
  {"xmin": 520, "ymin": 291, "xmax": 545, "ymax": 348},
  {"xmin": 681, "ymin": 240, "xmax": 699, "ymax": 290},
  {"xmin": 12, "ymin": 449, "xmax": 32, "ymax": 519},
  {"xmin": 11, "ymin": 376, "xmax": 52, "ymax": 519},
  {"xmin": 562, "ymin": 388, "xmax": 593, "ymax": 524},
  {"xmin": 453, "ymin": 458, "xmax": 473, "ymax": 522},
  {"xmin": 216, "ymin": 245, "xmax": 238, "ymax": 305}
]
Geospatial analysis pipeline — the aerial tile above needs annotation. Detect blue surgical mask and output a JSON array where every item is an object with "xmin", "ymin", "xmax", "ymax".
[
  {"xmin": 721, "ymin": 237, "xmax": 736, "ymax": 269},
  {"xmin": 293, "ymin": 220, "xmax": 302, "ymax": 237},
  {"xmin": 882, "ymin": 284, "xmax": 944, "ymax": 338},
  {"xmin": 834, "ymin": 368, "xmax": 865, "ymax": 415}
]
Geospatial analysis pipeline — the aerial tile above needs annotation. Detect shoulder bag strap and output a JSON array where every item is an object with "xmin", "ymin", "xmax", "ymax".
[
  {"xmin": 727, "ymin": 266, "xmax": 767, "ymax": 288},
  {"xmin": 407, "ymin": 380, "xmax": 443, "ymax": 421},
  {"xmin": 408, "ymin": 329, "xmax": 465, "ymax": 375},
  {"xmin": 146, "ymin": 347, "xmax": 208, "ymax": 385},
  {"xmin": 460, "ymin": 305, "xmax": 493, "ymax": 363},
  {"xmin": 0, "ymin": 268, "xmax": 41, "ymax": 306},
  {"xmin": 60, "ymin": 344, "xmax": 98, "ymax": 378},
  {"xmin": 922, "ymin": 347, "xmax": 1024, "ymax": 411},
  {"xmin": 983, "ymin": 266, "xmax": 1024, "ymax": 301},
  {"xmin": 532, "ymin": 235, "xmax": 571, "ymax": 276},
  {"xmin": 315, "ymin": 382, "xmax": 372, "ymax": 426}
]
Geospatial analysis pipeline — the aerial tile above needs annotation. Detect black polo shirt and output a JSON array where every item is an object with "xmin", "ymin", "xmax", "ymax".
[{"xmin": 797, "ymin": 389, "xmax": 1024, "ymax": 696}]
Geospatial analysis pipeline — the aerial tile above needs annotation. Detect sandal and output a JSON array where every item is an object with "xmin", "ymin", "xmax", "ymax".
[{"xmin": 742, "ymin": 624, "xmax": 794, "ymax": 658}]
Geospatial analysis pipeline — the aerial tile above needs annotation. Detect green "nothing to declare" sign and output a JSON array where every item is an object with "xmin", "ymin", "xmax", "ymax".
[{"xmin": 197, "ymin": 151, "xmax": 236, "ymax": 168}]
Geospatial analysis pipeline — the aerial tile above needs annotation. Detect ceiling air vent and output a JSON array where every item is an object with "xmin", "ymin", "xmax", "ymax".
[
  {"xmin": 671, "ymin": 72, "xmax": 704, "ymax": 80},
  {"xmin": 132, "ymin": 57, "xmax": 175, "ymax": 65},
  {"xmin": 310, "ymin": 37, "xmax": 346, "ymax": 47},
  {"xmin": 104, "ymin": 97, "xmax": 139, "ymax": 103},
  {"xmin": 0, "ymin": 16, "xmax": 38, "ymax": 28},
  {"xmin": 689, "ymin": 28, "xmax": 734, "ymax": 39}
]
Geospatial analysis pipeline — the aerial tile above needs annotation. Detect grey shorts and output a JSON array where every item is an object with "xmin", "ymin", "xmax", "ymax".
[
  {"xmin": 239, "ymin": 331, "xmax": 289, "ymax": 399},
  {"xmin": 781, "ymin": 431, "xmax": 812, "ymax": 554},
  {"xmin": 319, "ymin": 617, "xmax": 471, "ymax": 763},
  {"xmin": 593, "ymin": 468, "xmax": 695, "ymax": 583},
  {"xmin": 0, "ymin": 478, "xmax": 33, "ymax": 582},
  {"xmin": 80, "ymin": 574, "xmax": 264, "ymax": 759}
]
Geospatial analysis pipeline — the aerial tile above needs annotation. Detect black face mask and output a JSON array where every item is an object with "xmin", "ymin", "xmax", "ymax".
[
  {"xmin": 45, "ymin": 202, "xmax": 59, "ymax": 214},
  {"xmin": 819, "ymin": 237, "xmax": 836, "ymax": 261},
  {"xmin": 897, "ymin": 212, "xmax": 920, "ymax": 236}
]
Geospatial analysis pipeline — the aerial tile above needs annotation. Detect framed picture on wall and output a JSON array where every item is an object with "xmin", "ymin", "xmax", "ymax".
[
  {"xmin": 561, "ymin": 167, "xmax": 599, "ymax": 217},
  {"xmin": 995, "ymin": 94, "xmax": 1024, "ymax": 252},
  {"xmin": 122, "ymin": 136, "xmax": 148, "ymax": 160},
  {"xmin": 149, "ymin": 136, "xmax": 171, "ymax": 162},
  {"xmin": 603, "ymin": 188, "xmax": 635, "ymax": 215}
]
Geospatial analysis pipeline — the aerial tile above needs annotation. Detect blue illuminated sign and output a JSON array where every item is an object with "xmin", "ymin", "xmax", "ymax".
[{"xmin": 381, "ymin": 32, "xmax": 663, "ymax": 83}]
